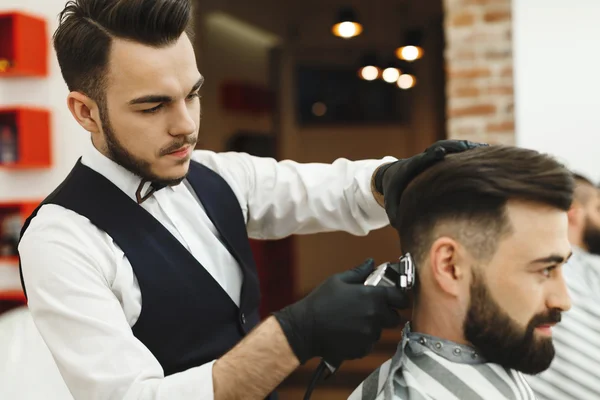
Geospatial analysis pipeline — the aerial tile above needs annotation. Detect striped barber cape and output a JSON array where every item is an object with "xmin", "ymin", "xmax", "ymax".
[
  {"xmin": 524, "ymin": 247, "xmax": 600, "ymax": 399},
  {"xmin": 348, "ymin": 323, "xmax": 536, "ymax": 400}
]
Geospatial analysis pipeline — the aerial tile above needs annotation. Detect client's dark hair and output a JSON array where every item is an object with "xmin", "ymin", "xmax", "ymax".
[
  {"xmin": 397, "ymin": 145, "xmax": 574, "ymax": 265},
  {"xmin": 53, "ymin": 0, "xmax": 193, "ymax": 103}
]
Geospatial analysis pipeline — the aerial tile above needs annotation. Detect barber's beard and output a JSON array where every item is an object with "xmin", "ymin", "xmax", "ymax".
[
  {"xmin": 463, "ymin": 271, "xmax": 561, "ymax": 375},
  {"xmin": 583, "ymin": 218, "xmax": 600, "ymax": 256},
  {"xmin": 99, "ymin": 105, "xmax": 194, "ymax": 187}
]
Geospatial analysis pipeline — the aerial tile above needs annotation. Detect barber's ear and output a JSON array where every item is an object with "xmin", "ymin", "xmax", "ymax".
[
  {"xmin": 67, "ymin": 91, "xmax": 102, "ymax": 134},
  {"xmin": 428, "ymin": 237, "xmax": 466, "ymax": 297}
]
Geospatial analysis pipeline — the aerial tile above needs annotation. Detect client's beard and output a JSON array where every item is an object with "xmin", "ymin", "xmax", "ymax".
[{"xmin": 463, "ymin": 271, "xmax": 561, "ymax": 375}]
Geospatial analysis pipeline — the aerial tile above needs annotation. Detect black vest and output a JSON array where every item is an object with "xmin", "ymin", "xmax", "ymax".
[{"xmin": 19, "ymin": 160, "xmax": 276, "ymax": 398}]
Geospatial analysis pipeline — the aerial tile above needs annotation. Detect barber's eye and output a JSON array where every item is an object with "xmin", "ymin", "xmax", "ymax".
[
  {"xmin": 541, "ymin": 266, "xmax": 556, "ymax": 277},
  {"xmin": 142, "ymin": 104, "xmax": 163, "ymax": 114}
]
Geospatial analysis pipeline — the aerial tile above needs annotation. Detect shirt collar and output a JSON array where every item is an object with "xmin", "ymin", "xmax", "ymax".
[{"xmin": 80, "ymin": 137, "xmax": 173, "ymax": 203}]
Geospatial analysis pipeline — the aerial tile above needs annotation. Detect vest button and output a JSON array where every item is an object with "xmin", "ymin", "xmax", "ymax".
[{"xmin": 240, "ymin": 313, "xmax": 246, "ymax": 324}]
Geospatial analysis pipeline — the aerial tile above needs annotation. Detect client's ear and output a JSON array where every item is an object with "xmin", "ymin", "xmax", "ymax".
[{"xmin": 428, "ymin": 237, "xmax": 465, "ymax": 297}]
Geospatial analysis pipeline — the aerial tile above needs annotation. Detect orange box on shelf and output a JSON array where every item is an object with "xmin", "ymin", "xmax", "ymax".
[
  {"xmin": 0, "ymin": 290, "xmax": 26, "ymax": 304},
  {"xmin": 0, "ymin": 107, "xmax": 51, "ymax": 168},
  {"xmin": 0, "ymin": 201, "xmax": 40, "ymax": 256},
  {"xmin": 0, "ymin": 200, "xmax": 39, "ymax": 224},
  {"xmin": 0, "ymin": 256, "xmax": 19, "ymax": 265},
  {"xmin": 0, "ymin": 11, "xmax": 48, "ymax": 77},
  {"xmin": 0, "ymin": 201, "xmax": 38, "ymax": 307},
  {"xmin": 0, "ymin": 252, "xmax": 24, "ymax": 306}
]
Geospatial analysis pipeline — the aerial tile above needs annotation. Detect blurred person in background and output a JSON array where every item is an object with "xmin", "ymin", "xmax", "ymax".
[
  {"xmin": 349, "ymin": 146, "xmax": 574, "ymax": 400},
  {"xmin": 525, "ymin": 173, "xmax": 600, "ymax": 399}
]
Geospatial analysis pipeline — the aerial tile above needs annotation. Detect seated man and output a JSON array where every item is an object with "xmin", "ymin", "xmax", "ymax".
[{"xmin": 349, "ymin": 145, "xmax": 574, "ymax": 400}]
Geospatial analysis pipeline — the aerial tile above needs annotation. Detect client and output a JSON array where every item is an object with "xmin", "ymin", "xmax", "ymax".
[{"xmin": 349, "ymin": 145, "xmax": 574, "ymax": 400}]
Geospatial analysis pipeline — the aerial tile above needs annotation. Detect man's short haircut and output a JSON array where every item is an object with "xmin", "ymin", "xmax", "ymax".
[
  {"xmin": 573, "ymin": 173, "xmax": 594, "ymax": 186},
  {"xmin": 571, "ymin": 172, "xmax": 598, "ymax": 206},
  {"xmin": 397, "ymin": 146, "xmax": 574, "ymax": 266},
  {"xmin": 53, "ymin": 0, "xmax": 193, "ymax": 104}
]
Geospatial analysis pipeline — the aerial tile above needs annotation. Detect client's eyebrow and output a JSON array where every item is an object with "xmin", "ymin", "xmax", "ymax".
[
  {"xmin": 129, "ymin": 94, "xmax": 171, "ymax": 105},
  {"xmin": 529, "ymin": 251, "xmax": 573, "ymax": 265},
  {"xmin": 190, "ymin": 76, "xmax": 204, "ymax": 93}
]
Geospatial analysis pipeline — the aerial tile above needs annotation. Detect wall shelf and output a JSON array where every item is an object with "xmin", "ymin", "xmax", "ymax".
[
  {"xmin": 0, "ymin": 259, "xmax": 25, "ymax": 304},
  {"xmin": 0, "ymin": 202, "xmax": 38, "ymax": 309},
  {"xmin": 0, "ymin": 200, "xmax": 38, "ymax": 256},
  {"xmin": 0, "ymin": 256, "xmax": 18, "ymax": 265},
  {"xmin": 0, "ymin": 290, "xmax": 25, "ymax": 302},
  {"xmin": 0, "ymin": 11, "xmax": 48, "ymax": 78},
  {"xmin": 0, "ymin": 10, "xmax": 50, "ymax": 315},
  {"xmin": 0, "ymin": 201, "xmax": 39, "ymax": 222},
  {"xmin": 0, "ymin": 107, "xmax": 51, "ymax": 168}
]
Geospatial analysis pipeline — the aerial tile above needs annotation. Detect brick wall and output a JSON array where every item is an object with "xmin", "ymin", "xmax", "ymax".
[{"xmin": 442, "ymin": 0, "xmax": 515, "ymax": 145}]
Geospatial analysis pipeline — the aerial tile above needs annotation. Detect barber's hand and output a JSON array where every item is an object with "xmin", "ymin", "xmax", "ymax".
[
  {"xmin": 273, "ymin": 259, "xmax": 409, "ymax": 365},
  {"xmin": 375, "ymin": 140, "xmax": 488, "ymax": 228}
]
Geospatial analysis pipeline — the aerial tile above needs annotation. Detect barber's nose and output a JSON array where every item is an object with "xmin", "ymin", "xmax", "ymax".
[
  {"xmin": 169, "ymin": 101, "xmax": 197, "ymax": 137},
  {"xmin": 547, "ymin": 272, "xmax": 572, "ymax": 312}
]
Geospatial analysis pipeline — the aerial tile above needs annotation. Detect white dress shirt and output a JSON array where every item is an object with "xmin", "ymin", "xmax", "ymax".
[
  {"xmin": 19, "ymin": 138, "xmax": 395, "ymax": 400},
  {"xmin": 0, "ymin": 307, "xmax": 73, "ymax": 400}
]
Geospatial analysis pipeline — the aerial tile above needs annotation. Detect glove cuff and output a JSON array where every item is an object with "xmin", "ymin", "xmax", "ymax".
[
  {"xmin": 272, "ymin": 309, "xmax": 313, "ymax": 365},
  {"xmin": 373, "ymin": 161, "xmax": 396, "ymax": 194}
]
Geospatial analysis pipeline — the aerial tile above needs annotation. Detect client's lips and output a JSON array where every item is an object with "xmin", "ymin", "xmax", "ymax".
[{"xmin": 535, "ymin": 323, "xmax": 556, "ymax": 335}]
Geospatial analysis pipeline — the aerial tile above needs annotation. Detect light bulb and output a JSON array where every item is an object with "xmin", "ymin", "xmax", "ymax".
[
  {"xmin": 332, "ymin": 21, "xmax": 363, "ymax": 39},
  {"xmin": 397, "ymin": 74, "xmax": 416, "ymax": 89},
  {"xmin": 382, "ymin": 67, "xmax": 400, "ymax": 83},
  {"xmin": 396, "ymin": 45, "xmax": 424, "ymax": 61},
  {"xmin": 360, "ymin": 66, "xmax": 380, "ymax": 81}
]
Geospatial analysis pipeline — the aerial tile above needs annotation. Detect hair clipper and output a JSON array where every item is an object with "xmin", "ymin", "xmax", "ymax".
[{"xmin": 322, "ymin": 253, "xmax": 416, "ymax": 376}]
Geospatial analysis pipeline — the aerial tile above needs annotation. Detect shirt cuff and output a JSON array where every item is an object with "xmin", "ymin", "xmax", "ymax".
[
  {"xmin": 352, "ymin": 156, "xmax": 398, "ymax": 231},
  {"xmin": 159, "ymin": 360, "xmax": 216, "ymax": 399}
]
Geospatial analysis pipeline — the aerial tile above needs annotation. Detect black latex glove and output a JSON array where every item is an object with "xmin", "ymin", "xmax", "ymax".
[
  {"xmin": 375, "ymin": 139, "xmax": 488, "ymax": 228},
  {"xmin": 273, "ymin": 259, "xmax": 409, "ymax": 365}
]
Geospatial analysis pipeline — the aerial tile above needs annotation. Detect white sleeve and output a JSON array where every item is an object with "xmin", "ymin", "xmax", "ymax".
[
  {"xmin": 0, "ymin": 307, "xmax": 74, "ymax": 400},
  {"xmin": 18, "ymin": 206, "xmax": 216, "ymax": 400},
  {"xmin": 191, "ymin": 150, "xmax": 397, "ymax": 239}
]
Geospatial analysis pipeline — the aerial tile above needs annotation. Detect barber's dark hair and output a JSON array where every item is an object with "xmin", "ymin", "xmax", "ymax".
[
  {"xmin": 397, "ymin": 145, "xmax": 574, "ymax": 265},
  {"xmin": 53, "ymin": 0, "xmax": 193, "ymax": 103}
]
